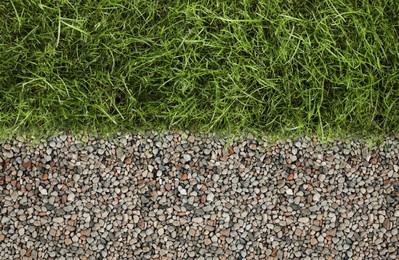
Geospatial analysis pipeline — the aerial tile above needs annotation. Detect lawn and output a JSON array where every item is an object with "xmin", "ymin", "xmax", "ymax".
[{"xmin": 1, "ymin": 0, "xmax": 399, "ymax": 142}]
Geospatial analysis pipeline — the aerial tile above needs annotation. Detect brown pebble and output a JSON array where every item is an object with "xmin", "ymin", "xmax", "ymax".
[
  {"xmin": 25, "ymin": 248, "xmax": 31, "ymax": 257},
  {"xmin": 201, "ymin": 195, "xmax": 207, "ymax": 204},
  {"xmin": 326, "ymin": 228, "xmax": 336, "ymax": 236},
  {"xmin": 124, "ymin": 157, "xmax": 132, "ymax": 165},
  {"xmin": 220, "ymin": 228, "xmax": 230, "ymax": 237},
  {"xmin": 165, "ymin": 183, "xmax": 171, "ymax": 191},
  {"xmin": 65, "ymin": 238, "xmax": 73, "ymax": 245},
  {"xmin": 42, "ymin": 173, "xmax": 48, "ymax": 181},
  {"xmin": 383, "ymin": 219, "xmax": 391, "ymax": 230},
  {"xmin": 287, "ymin": 173, "xmax": 294, "ymax": 181},
  {"xmin": 38, "ymin": 212, "xmax": 47, "ymax": 216},
  {"xmin": 62, "ymin": 195, "xmax": 67, "ymax": 204},
  {"xmin": 0, "ymin": 234, "xmax": 5, "ymax": 241},
  {"xmin": 23, "ymin": 161, "xmax": 32, "ymax": 169},
  {"xmin": 177, "ymin": 212, "xmax": 186, "ymax": 216},
  {"xmin": 181, "ymin": 173, "xmax": 188, "ymax": 181},
  {"xmin": 80, "ymin": 228, "xmax": 91, "ymax": 237},
  {"xmin": 138, "ymin": 219, "xmax": 146, "ymax": 230},
  {"xmin": 370, "ymin": 157, "xmax": 378, "ymax": 165}
]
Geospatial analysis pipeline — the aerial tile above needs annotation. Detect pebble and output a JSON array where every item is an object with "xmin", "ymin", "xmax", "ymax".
[
  {"xmin": 0, "ymin": 132, "xmax": 397, "ymax": 259},
  {"xmin": 286, "ymin": 189, "xmax": 293, "ymax": 195},
  {"xmin": 192, "ymin": 217, "xmax": 203, "ymax": 224},
  {"xmin": 298, "ymin": 217, "xmax": 310, "ymax": 224},
  {"xmin": 183, "ymin": 154, "xmax": 191, "ymax": 162}
]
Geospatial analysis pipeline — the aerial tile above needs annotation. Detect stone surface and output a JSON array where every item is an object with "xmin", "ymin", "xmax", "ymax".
[{"xmin": 0, "ymin": 132, "xmax": 398, "ymax": 259}]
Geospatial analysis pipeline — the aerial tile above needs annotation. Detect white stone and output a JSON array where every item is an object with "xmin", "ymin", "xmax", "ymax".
[
  {"xmin": 39, "ymin": 188, "xmax": 48, "ymax": 196},
  {"xmin": 313, "ymin": 193, "xmax": 321, "ymax": 201},
  {"xmin": 53, "ymin": 217, "xmax": 64, "ymax": 224},
  {"xmin": 68, "ymin": 193, "xmax": 75, "ymax": 201},
  {"xmin": 298, "ymin": 217, "xmax": 309, "ymax": 224},
  {"xmin": 207, "ymin": 193, "xmax": 215, "ymax": 201},
  {"xmin": 192, "ymin": 217, "xmax": 203, "ymax": 224},
  {"xmin": 179, "ymin": 187, "xmax": 187, "ymax": 195},
  {"xmin": 183, "ymin": 154, "xmax": 191, "ymax": 162}
]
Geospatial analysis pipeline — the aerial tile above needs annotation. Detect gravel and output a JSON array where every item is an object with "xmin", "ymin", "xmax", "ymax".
[{"xmin": 0, "ymin": 131, "xmax": 398, "ymax": 259}]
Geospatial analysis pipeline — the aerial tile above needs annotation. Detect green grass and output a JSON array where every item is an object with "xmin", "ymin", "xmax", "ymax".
[{"xmin": 1, "ymin": 0, "xmax": 399, "ymax": 143}]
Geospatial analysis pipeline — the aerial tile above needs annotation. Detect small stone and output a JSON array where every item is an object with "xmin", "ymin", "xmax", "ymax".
[
  {"xmin": 0, "ymin": 234, "xmax": 5, "ymax": 241},
  {"xmin": 72, "ymin": 235, "xmax": 79, "ymax": 243},
  {"xmin": 192, "ymin": 217, "xmax": 203, "ymax": 224},
  {"xmin": 39, "ymin": 188, "xmax": 48, "ymax": 196},
  {"xmin": 133, "ymin": 215, "xmax": 139, "ymax": 223},
  {"xmin": 298, "ymin": 217, "xmax": 309, "ymax": 224},
  {"xmin": 183, "ymin": 154, "xmax": 191, "ymax": 162},
  {"xmin": 22, "ymin": 161, "xmax": 32, "ymax": 169},
  {"xmin": 53, "ymin": 217, "xmax": 64, "ymax": 224},
  {"xmin": 64, "ymin": 206, "xmax": 74, "ymax": 212},
  {"xmin": 286, "ymin": 189, "xmax": 293, "ymax": 195},
  {"xmin": 65, "ymin": 238, "xmax": 73, "ymax": 245},
  {"xmin": 68, "ymin": 193, "xmax": 75, "ymax": 201},
  {"xmin": 313, "ymin": 193, "xmax": 321, "ymax": 201},
  {"xmin": 158, "ymin": 228, "xmax": 164, "ymax": 236},
  {"xmin": 81, "ymin": 228, "xmax": 91, "ymax": 237},
  {"xmin": 326, "ymin": 229, "xmax": 336, "ymax": 236},
  {"xmin": 220, "ymin": 229, "xmax": 230, "ymax": 237},
  {"xmin": 189, "ymin": 228, "xmax": 196, "ymax": 237},
  {"xmin": 204, "ymin": 238, "xmax": 212, "ymax": 245},
  {"xmin": 18, "ymin": 228, "xmax": 25, "ymax": 236},
  {"xmin": 42, "ymin": 173, "xmax": 49, "ymax": 181},
  {"xmin": 98, "ymin": 149, "xmax": 105, "ymax": 155},
  {"xmin": 179, "ymin": 187, "xmax": 187, "ymax": 195},
  {"xmin": 187, "ymin": 136, "xmax": 195, "ymax": 143},
  {"xmin": 383, "ymin": 219, "xmax": 391, "ymax": 230},
  {"xmin": 394, "ymin": 211, "xmax": 399, "ymax": 217},
  {"xmin": 138, "ymin": 219, "xmax": 145, "ymax": 230},
  {"xmin": 311, "ymin": 238, "xmax": 318, "ymax": 245},
  {"xmin": 207, "ymin": 193, "xmax": 215, "ymax": 201}
]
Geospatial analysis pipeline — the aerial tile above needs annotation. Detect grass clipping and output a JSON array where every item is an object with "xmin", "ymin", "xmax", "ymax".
[{"xmin": 1, "ymin": 0, "xmax": 399, "ymax": 142}]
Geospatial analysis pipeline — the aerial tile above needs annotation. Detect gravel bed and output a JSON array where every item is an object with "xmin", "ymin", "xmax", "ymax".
[{"xmin": 1, "ymin": 131, "xmax": 398, "ymax": 259}]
